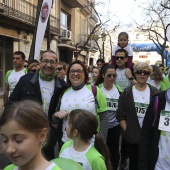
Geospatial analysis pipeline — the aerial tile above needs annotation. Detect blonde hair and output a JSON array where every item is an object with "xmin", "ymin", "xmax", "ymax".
[{"xmin": 134, "ymin": 62, "xmax": 152, "ymax": 74}]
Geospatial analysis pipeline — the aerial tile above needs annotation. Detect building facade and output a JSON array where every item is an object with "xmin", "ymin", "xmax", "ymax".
[{"xmin": 0, "ymin": 0, "xmax": 99, "ymax": 95}]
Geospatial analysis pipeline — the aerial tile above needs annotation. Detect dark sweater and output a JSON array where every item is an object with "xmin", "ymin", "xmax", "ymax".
[{"xmin": 116, "ymin": 84, "xmax": 159, "ymax": 144}]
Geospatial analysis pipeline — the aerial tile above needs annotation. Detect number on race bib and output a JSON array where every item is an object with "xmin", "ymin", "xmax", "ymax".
[{"xmin": 164, "ymin": 117, "xmax": 170, "ymax": 126}]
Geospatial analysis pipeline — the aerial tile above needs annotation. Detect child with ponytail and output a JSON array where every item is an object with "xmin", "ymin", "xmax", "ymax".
[{"xmin": 59, "ymin": 109, "xmax": 112, "ymax": 170}]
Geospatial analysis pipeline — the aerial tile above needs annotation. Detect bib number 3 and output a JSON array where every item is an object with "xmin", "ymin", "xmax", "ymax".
[{"xmin": 158, "ymin": 111, "xmax": 170, "ymax": 132}]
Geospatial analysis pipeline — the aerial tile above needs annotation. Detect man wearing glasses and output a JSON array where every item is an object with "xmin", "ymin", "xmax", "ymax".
[
  {"xmin": 8, "ymin": 50, "xmax": 66, "ymax": 161},
  {"xmin": 3, "ymin": 51, "xmax": 27, "ymax": 106},
  {"xmin": 114, "ymin": 49, "xmax": 136, "ymax": 170},
  {"xmin": 115, "ymin": 49, "xmax": 136, "ymax": 90}
]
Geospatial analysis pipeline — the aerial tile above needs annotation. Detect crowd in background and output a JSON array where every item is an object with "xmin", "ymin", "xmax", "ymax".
[{"xmin": 1, "ymin": 32, "xmax": 170, "ymax": 170}]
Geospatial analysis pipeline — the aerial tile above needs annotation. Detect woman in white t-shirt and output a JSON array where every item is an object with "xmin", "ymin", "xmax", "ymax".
[
  {"xmin": 95, "ymin": 63, "xmax": 122, "ymax": 170},
  {"xmin": 117, "ymin": 62, "xmax": 158, "ymax": 170},
  {"xmin": 52, "ymin": 60, "xmax": 108, "ymax": 148}
]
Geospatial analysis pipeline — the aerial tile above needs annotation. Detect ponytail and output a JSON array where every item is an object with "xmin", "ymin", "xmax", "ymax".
[{"xmin": 94, "ymin": 133, "xmax": 113, "ymax": 170}]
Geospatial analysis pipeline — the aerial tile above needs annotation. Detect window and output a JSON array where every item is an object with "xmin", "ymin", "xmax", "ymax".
[{"xmin": 60, "ymin": 11, "xmax": 71, "ymax": 30}]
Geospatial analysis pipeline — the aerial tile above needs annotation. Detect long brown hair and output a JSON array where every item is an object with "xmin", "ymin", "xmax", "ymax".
[
  {"xmin": 68, "ymin": 109, "xmax": 112, "ymax": 170},
  {"xmin": 0, "ymin": 100, "xmax": 49, "ymax": 133}
]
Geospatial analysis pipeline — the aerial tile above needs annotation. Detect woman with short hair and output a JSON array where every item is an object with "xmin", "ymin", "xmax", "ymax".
[{"xmin": 117, "ymin": 62, "xmax": 159, "ymax": 170}]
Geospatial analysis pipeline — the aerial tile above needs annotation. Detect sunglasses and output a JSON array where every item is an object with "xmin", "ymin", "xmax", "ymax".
[
  {"xmin": 56, "ymin": 67, "xmax": 63, "ymax": 71},
  {"xmin": 115, "ymin": 56, "xmax": 126, "ymax": 60},
  {"xmin": 107, "ymin": 74, "xmax": 117, "ymax": 78},
  {"xmin": 135, "ymin": 70, "xmax": 150, "ymax": 75}
]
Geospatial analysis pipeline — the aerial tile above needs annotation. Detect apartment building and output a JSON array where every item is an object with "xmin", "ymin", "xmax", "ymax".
[{"xmin": 0, "ymin": 0, "xmax": 98, "ymax": 95}]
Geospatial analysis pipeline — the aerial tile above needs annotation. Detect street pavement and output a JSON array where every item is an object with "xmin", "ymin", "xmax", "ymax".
[{"xmin": 0, "ymin": 97, "xmax": 11, "ymax": 169}]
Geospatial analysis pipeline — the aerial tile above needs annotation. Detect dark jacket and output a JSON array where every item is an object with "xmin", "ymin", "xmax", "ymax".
[
  {"xmin": 8, "ymin": 71, "xmax": 67, "ymax": 123},
  {"xmin": 138, "ymin": 91, "xmax": 166, "ymax": 170},
  {"xmin": 116, "ymin": 84, "xmax": 159, "ymax": 144}
]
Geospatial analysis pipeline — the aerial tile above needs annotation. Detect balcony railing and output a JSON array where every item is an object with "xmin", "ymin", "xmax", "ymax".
[
  {"xmin": 61, "ymin": 0, "xmax": 84, "ymax": 8},
  {"xmin": 90, "ymin": 14, "xmax": 98, "ymax": 23},
  {"xmin": 0, "ymin": 2, "xmax": 60, "ymax": 35},
  {"xmin": 78, "ymin": 34, "xmax": 91, "ymax": 48},
  {"xmin": 0, "ymin": 2, "xmax": 36, "ymax": 25},
  {"xmin": 50, "ymin": 16, "xmax": 60, "ymax": 35}
]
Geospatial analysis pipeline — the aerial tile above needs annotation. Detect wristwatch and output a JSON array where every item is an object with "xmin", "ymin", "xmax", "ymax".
[{"xmin": 129, "ymin": 75, "xmax": 134, "ymax": 80}]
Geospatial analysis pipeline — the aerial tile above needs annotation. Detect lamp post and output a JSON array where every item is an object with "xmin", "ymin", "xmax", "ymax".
[
  {"xmin": 101, "ymin": 32, "xmax": 106, "ymax": 60},
  {"xmin": 165, "ymin": 45, "xmax": 169, "ymax": 66}
]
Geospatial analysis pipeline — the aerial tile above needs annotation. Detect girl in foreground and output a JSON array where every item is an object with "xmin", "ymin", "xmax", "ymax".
[
  {"xmin": 0, "ymin": 100, "xmax": 61, "ymax": 170},
  {"xmin": 59, "ymin": 109, "xmax": 112, "ymax": 170}
]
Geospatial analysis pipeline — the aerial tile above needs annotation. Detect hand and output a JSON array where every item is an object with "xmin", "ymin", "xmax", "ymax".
[
  {"xmin": 54, "ymin": 110, "xmax": 68, "ymax": 119},
  {"xmin": 125, "ymin": 68, "xmax": 132, "ymax": 79}
]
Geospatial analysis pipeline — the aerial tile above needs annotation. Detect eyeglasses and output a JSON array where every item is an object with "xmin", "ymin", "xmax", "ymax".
[
  {"xmin": 56, "ymin": 67, "xmax": 63, "ymax": 71},
  {"xmin": 69, "ymin": 69, "xmax": 84, "ymax": 75},
  {"xmin": 41, "ymin": 59, "xmax": 56, "ymax": 65},
  {"xmin": 135, "ymin": 70, "xmax": 150, "ymax": 75},
  {"xmin": 107, "ymin": 74, "xmax": 117, "ymax": 78},
  {"xmin": 115, "ymin": 56, "xmax": 126, "ymax": 60}
]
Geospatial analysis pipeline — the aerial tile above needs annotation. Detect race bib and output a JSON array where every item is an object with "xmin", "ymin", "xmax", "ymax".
[
  {"xmin": 106, "ymin": 98, "xmax": 118, "ymax": 111},
  {"xmin": 158, "ymin": 110, "xmax": 170, "ymax": 132},
  {"xmin": 135, "ymin": 102, "xmax": 149, "ymax": 118}
]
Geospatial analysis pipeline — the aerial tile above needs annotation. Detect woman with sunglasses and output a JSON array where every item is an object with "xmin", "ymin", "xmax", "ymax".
[
  {"xmin": 117, "ymin": 62, "xmax": 159, "ymax": 170},
  {"xmin": 52, "ymin": 60, "xmax": 108, "ymax": 149},
  {"xmin": 95, "ymin": 63, "xmax": 122, "ymax": 170}
]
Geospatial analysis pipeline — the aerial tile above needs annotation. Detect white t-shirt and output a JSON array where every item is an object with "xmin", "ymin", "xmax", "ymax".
[
  {"xmin": 13, "ymin": 162, "xmax": 57, "ymax": 170},
  {"xmin": 132, "ymin": 85, "xmax": 150, "ymax": 128},
  {"xmin": 155, "ymin": 101, "xmax": 170, "ymax": 170},
  {"xmin": 147, "ymin": 77, "xmax": 161, "ymax": 91},
  {"xmin": 39, "ymin": 77, "xmax": 54, "ymax": 115},
  {"xmin": 112, "ymin": 44, "xmax": 133, "ymax": 56},
  {"xmin": 100, "ymin": 84, "xmax": 119, "ymax": 128},
  {"xmin": 60, "ymin": 142, "xmax": 93, "ymax": 170},
  {"xmin": 60, "ymin": 85, "xmax": 96, "ymax": 142},
  {"xmin": 115, "ymin": 68, "xmax": 131, "ymax": 90},
  {"xmin": 8, "ymin": 69, "xmax": 26, "ymax": 96}
]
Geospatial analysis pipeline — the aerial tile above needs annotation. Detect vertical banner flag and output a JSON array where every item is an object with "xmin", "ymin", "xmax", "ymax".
[{"xmin": 29, "ymin": 0, "xmax": 53, "ymax": 62}]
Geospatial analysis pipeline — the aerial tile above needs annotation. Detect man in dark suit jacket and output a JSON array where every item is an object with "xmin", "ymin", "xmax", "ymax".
[{"xmin": 9, "ymin": 50, "xmax": 67, "ymax": 160}]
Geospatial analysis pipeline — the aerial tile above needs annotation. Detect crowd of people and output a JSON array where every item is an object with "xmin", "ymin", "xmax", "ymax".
[{"xmin": 1, "ymin": 32, "xmax": 170, "ymax": 170}]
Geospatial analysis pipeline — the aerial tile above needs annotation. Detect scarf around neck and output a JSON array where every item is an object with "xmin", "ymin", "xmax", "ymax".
[{"xmin": 39, "ymin": 69, "xmax": 56, "ymax": 81}]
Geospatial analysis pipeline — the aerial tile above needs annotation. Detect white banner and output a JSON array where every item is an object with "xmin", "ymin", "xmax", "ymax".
[{"xmin": 34, "ymin": 0, "xmax": 53, "ymax": 60}]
